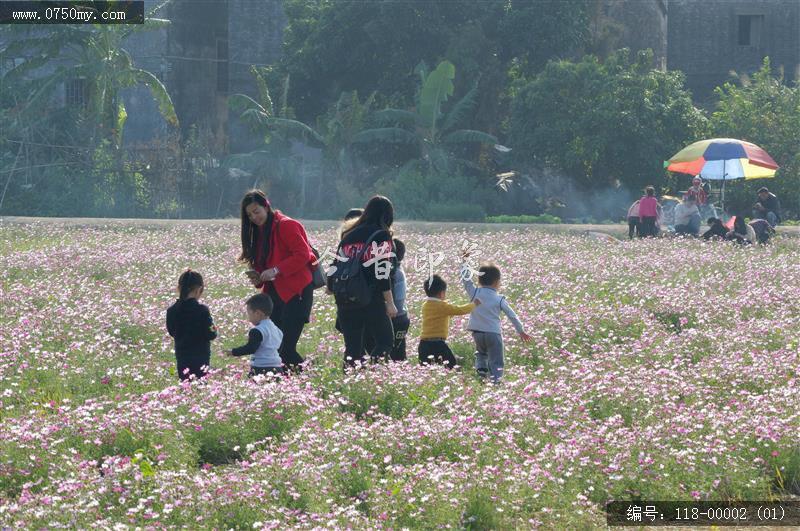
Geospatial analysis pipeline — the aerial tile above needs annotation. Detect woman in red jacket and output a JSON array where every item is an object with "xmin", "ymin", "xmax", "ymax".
[{"xmin": 239, "ymin": 190, "xmax": 316, "ymax": 372}]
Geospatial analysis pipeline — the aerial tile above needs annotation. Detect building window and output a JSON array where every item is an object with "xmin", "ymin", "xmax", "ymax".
[
  {"xmin": 738, "ymin": 15, "xmax": 764, "ymax": 46},
  {"xmin": 216, "ymin": 38, "xmax": 228, "ymax": 94},
  {"xmin": 65, "ymin": 77, "xmax": 88, "ymax": 107}
]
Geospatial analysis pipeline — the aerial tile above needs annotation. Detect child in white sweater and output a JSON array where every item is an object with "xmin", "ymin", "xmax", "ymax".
[{"xmin": 229, "ymin": 293, "xmax": 284, "ymax": 378}]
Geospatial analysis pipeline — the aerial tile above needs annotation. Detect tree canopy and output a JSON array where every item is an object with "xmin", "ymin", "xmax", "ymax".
[{"xmin": 508, "ymin": 49, "xmax": 708, "ymax": 192}]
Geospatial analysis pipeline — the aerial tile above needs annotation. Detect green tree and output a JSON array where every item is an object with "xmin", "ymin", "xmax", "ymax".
[
  {"xmin": 3, "ymin": 17, "xmax": 178, "ymax": 148},
  {"xmin": 228, "ymin": 66, "xmax": 324, "ymax": 147},
  {"xmin": 508, "ymin": 49, "xmax": 708, "ymax": 192},
  {"xmin": 316, "ymin": 90, "xmax": 376, "ymax": 187},
  {"xmin": 710, "ymin": 58, "xmax": 800, "ymax": 218},
  {"xmin": 352, "ymin": 60, "xmax": 500, "ymax": 176},
  {"xmin": 278, "ymin": 0, "xmax": 589, "ymax": 125}
]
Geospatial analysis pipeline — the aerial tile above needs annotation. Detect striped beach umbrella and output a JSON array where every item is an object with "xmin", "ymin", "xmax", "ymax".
[{"xmin": 665, "ymin": 138, "xmax": 778, "ymax": 207}]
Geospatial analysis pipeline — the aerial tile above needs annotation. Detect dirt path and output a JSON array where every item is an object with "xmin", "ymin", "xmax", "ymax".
[{"xmin": 2, "ymin": 215, "xmax": 799, "ymax": 238}]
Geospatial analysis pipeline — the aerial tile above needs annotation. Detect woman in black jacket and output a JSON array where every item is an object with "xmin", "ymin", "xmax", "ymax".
[{"xmin": 332, "ymin": 195, "xmax": 397, "ymax": 368}]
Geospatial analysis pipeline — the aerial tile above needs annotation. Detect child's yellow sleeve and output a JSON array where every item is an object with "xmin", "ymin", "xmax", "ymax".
[{"xmin": 444, "ymin": 301, "xmax": 475, "ymax": 316}]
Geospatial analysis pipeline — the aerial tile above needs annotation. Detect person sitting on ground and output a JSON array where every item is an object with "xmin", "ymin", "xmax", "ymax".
[
  {"xmin": 753, "ymin": 187, "xmax": 781, "ymax": 227},
  {"xmin": 725, "ymin": 216, "xmax": 756, "ymax": 245},
  {"xmin": 702, "ymin": 218, "xmax": 727, "ymax": 240},
  {"xmin": 673, "ymin": 196, "xmax": 701, "ymax": 236},
  {"xmin": 748, "ymin": 218, "xmax": 776, "ymax": 245}
]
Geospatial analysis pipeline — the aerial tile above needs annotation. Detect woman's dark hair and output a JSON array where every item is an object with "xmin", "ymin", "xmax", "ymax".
[
  {"xmin": 342, "ymin": 195, "xmax": 394, "ymax": 237},
  {"xmin": 239, "ymin": 189, "xmax": 274, "ymax": 267},
  {"xmin": 178, "ymin": 269, "xmax": 204, "ymax": 300},
  {"xmin": 393, "ymin": 238, "xmax": 405, "ymax": 263},
  {"xmin": 645, "ymin": 186, "xmax": 655, "ymax": 197},
  {"xmin": 734, "ymin": 215, "xmax": 747, "ymax": 234}
]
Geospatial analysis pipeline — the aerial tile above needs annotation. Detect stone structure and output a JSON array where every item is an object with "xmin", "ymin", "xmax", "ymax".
[
  {"xmin": 668, "ymin": 0, "xmax": 800, "ymax": 100},
  {"xmin": 124, "ymin": 0, "xmax": 286, "ymax": 153},
  {"xmin": 601, "ymin": 0, "xmax": 668, "ymax": 70}
]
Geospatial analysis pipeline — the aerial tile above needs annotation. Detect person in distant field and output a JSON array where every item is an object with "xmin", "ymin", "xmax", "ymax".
[
  {"xmin": 626, "ymin": 200, "xmax": 640, "ymax": 240},
  {"xmin": 166, "ymin": 270, "xmax": 218, "ymax": 381},
  {"xmin": 686, "ymin": 176, "xmax": 708, "ymax": 206},
  {"xmin": 673, "ymin": 196, "xmax": 701, "ymax": 236},
  {"xmin": 638, "ymin": 186, "xmax": 660, "ymax": 238},
  {"xmin": 702, "ymin": 217, "xmax": 727, "ymax": 240},
  {"xmin": 725, "ymin": 216, "xmax": 755, "ymax": 245},
  {"xmin": 752, "ymin": 187, "xmax": 781, "ymax": 227},
  {"xmin": 748, "ymin": 218, "xmax": 776, "ymax": 245}
]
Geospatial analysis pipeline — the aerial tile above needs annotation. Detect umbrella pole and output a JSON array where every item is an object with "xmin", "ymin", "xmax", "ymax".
[{"xmin": 721, "ymin": 160, "xmax": 726, "ymax": 213}]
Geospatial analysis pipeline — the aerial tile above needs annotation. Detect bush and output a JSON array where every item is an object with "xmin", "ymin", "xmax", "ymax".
[
  {"xmin": 374, "ymin": 168, "xmax": 494, "ymax": 220},
  {"xmin": 485, "ymin": 214, "xmax": 561, "ymax": 224},
  {"xmin": 426, "ymin": 202, "xmax": 485, "ymax": 221}
]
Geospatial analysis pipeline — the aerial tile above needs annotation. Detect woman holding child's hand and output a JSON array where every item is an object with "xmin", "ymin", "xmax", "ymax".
[{"xmin": 238, "ymin": 190, "xmax": 316, "ymax": 372}]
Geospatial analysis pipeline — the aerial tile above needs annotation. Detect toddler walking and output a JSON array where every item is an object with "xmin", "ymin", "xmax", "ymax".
[{"xmin": 460, "ymin": 261, "xmax": 531, "ymax": 382}]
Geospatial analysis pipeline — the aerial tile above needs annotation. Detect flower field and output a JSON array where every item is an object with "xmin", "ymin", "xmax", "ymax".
[{"xmin": 2, "ymin": 221, "xmax": 800, "ymax": 529}]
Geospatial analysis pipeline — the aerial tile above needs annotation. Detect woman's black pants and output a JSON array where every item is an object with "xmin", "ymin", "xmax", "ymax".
[
  {"xmin": 268, "ymin": 281, "xmax": 314, "ymax": 371},
  {"xmin": 337, "ymin": 294, "xmax": 394, "ymax": 368}
]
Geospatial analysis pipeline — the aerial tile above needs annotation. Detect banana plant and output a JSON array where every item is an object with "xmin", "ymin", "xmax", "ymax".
[
  {"xmin": 227, "ymin": 67, "xmax": 324, "ymax": 147},
  {"xmin": 2, "ymin": 6, "xmax": 178, "ymax": 148},
  {"xmin": 352, "ymin": 60, "xmax": 504, "ymax": 174}
]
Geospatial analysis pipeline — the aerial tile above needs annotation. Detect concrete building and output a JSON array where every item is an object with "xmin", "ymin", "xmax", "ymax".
[
  {"xmin": 124, "ymin": 0, "xmax": 286, "ymax": 153},
  {"xmin": 668, "ymin": 0, "xmax": 800, "ymax": 100},
  {"xmin": 600, "ymin": 0, "xmax": 668, "ymax": 70}
]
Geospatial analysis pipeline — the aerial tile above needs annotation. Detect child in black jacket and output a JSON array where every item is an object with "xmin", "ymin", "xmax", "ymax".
[{"xmin": 166, "ymin": 270, "xmax": 218, "ymax": 381}]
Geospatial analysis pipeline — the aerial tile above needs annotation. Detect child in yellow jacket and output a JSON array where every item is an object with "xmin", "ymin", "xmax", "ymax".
[{"xmin": 419, "ymin": 274, "xmax": 480, "ymax": 368}]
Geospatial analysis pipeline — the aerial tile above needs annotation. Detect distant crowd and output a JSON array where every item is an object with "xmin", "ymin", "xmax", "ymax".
[{"xmin": 627, "ymin": 176, "xmax": 780, "ymax": 245}]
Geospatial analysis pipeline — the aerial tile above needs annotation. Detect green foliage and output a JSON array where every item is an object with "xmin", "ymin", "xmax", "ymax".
[
  {"xmin": 354, "ymin": 61, "xmax": 498, "ymax": 176},
  {"xmin": 279, "ymin": 0, "xmax": 589, "ymax": 124},
  {"xmin": 4, "ymin": 23, "xmax": 178, "ymax": 147},
  {"xmin": 374, "ymin": 167, "xmax": 492, "ymax": 220},
  {"xmin": 509, "ymin": 49, "xmax": 709, "ymax": 191},
  {"xmin": 485, "ymin": 214, "xmax": 562, "ymax": 224},
  {"xmin": 228, "ymin": 68, "xmax": 324, "ymax": 147},
  {"xmin": 418, "ymin": 60, "xmax": 456, "ymax": 130},
  {"xmin": 710, "ymin": 58, "xmax": 800, "ymax": 218}
]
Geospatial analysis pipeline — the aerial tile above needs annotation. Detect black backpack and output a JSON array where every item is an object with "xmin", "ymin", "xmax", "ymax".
[{"xmin": 329, "ymin": 229, "xmax": 386, "ymax": 309}]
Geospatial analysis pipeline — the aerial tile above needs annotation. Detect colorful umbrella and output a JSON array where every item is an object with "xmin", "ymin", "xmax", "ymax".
[{"xmin": 665, "ymin": 138, "xmax": 778, "ymax": 208}]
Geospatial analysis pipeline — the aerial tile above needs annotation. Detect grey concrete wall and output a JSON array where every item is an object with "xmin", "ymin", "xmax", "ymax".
[
  {"xmin": 604, "ymin": 0, "xmax": 668, "ymax": 69},
  {"xmin": 668, "ymin": 0, "xmax": 800, "ymax": 100},
  {"xmin": 123, "ymin": 0, "xmax": 170, "ymax": 145},
  {"xmin": 228, "ymin": 0, "xmax": 286, "ymax": 153}
]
